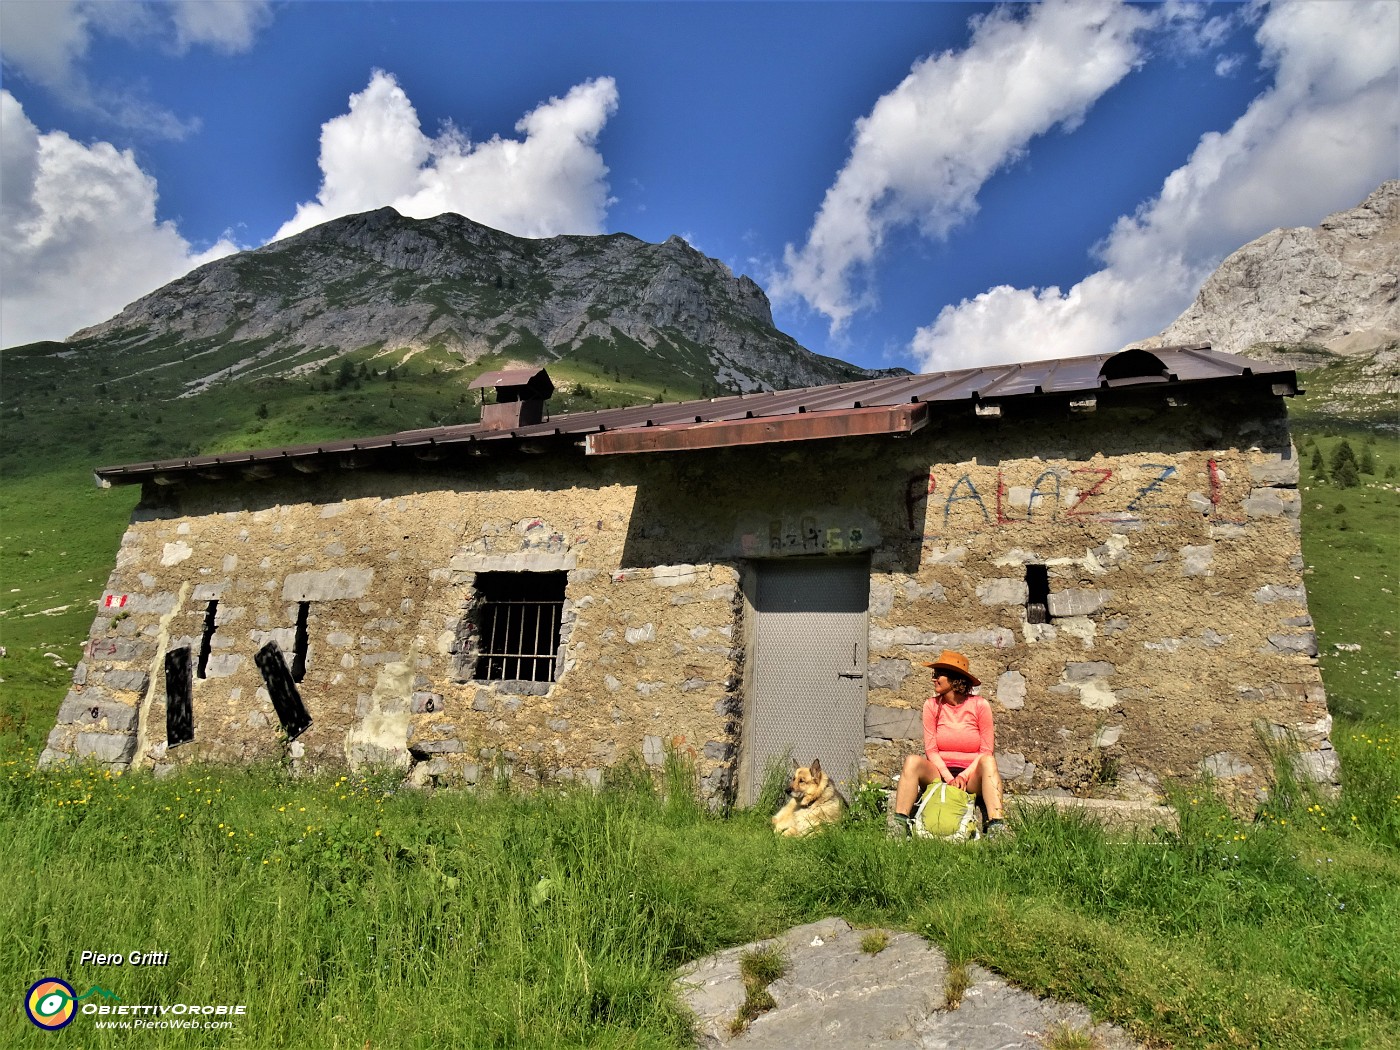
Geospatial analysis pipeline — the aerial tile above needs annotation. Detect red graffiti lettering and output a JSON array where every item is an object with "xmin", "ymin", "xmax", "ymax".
[
  {"xmin": 995, "ymin": 471, "xmax": 1019, "ymax": 525},
  {"xmin": 1067, "ymin": 468, "xmax": 1113, "ymax": 517},
  {"xmin": 904, "ymin": 472, "xmax": 936, "ymax": 531}
]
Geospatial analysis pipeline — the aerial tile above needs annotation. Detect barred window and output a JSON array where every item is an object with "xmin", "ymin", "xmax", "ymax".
[{"xmin": 473, "ymin": 571, "xmax": 566, "ymax": 683}]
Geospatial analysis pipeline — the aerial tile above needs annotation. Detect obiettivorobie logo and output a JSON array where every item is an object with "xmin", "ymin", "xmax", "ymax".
[
  {"xmin": 24, "ymin": 979, "xmax": 121, "ymax": 1031},
  {"xmin": 23, "ymin": 978, "xmax": 247, "ymax": 1032}
]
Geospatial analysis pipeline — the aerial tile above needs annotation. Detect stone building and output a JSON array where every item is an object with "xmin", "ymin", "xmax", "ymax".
[{"xmin": 42, "ymin": 347, "xmax": 1337, "ymax": 808}]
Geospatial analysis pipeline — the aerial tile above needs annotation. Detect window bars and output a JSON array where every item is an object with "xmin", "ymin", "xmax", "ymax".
[{"xmin": 473, "ymin": 572, "xmax": 566, "ymax": 683}]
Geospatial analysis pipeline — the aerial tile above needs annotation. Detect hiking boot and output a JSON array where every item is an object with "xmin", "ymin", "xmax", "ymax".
[{"xmin": 984, "ymin": 820, "xmax": 1013, "ymax": 840}]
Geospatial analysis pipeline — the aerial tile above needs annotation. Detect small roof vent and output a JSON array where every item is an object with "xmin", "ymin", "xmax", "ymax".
[
  {"xmin": 469, "ymin": 367, "xmax": 554, "ymax": 430},
  {"xmin": 1099, "ymin": 348, "xmax": 1171, "ymax": 387}
]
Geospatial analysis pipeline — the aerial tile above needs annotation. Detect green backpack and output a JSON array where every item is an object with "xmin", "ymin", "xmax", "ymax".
[{"xmin": 914, "ymin": 782, "xmax": 979, "ymax": 841}]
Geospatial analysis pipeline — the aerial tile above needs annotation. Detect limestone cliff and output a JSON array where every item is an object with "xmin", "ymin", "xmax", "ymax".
[{"xmin": 1143, "ymin": 181, "xmax": 1399, "ymax": 359}]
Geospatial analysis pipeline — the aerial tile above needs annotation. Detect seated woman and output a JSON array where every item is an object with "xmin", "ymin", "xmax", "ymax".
[{"xmin": 891, "ymin": 649, "xmax": 1009, "ymax": 838}]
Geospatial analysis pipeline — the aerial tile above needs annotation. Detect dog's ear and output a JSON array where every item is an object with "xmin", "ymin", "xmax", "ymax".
[{"xmin": 809, "ymin": 758, "xmax": 822, "ymax": 777}]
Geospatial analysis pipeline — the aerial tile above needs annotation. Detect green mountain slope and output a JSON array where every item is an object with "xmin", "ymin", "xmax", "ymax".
[{"xmin": 58, "ymin": 207, "xmax": 884, "ymax": 403}]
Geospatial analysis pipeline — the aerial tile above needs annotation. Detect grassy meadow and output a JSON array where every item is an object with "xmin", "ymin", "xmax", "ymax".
[
  {"xmin": 1, "ymin": 740, "xmax": 1396, "ymax": 1049},
  {"xmin": 0, "ymin": 349, "xmax": 1397, "ymax": 1048}
]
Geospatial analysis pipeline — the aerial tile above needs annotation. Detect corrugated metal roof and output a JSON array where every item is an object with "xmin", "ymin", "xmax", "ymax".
[{"xmin": 93, "ymin": 344, "xmax": 1296, "ymax": 486}]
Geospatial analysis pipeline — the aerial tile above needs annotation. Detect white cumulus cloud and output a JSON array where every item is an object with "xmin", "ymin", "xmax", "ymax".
[
  {"xmin": 909, "ymin": 0, "xmax": 1400, "ymax": 372},
  {"xmin": 769, "ymin": 0, "xmax": 1153, "ymax": 332},
  {"xmin": 0, "ymin": 90, "xmax": 238, "ymax": 347},
  {"xmin": 273, "ymin": 71, "xmax": 620, "ymax": 242},
  {"xmin": 0, "ymin": 0, "xmax": 272, "ymax": 136}
]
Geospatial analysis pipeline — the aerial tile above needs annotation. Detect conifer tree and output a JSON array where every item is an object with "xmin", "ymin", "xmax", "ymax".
[{"xmin": 1330, "ymin": 439, "xmax": 1360, "ymax": 488}]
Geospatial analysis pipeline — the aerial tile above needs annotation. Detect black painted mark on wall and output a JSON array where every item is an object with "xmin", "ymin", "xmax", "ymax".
[
  {"xmin": 291, "ymin": 601, "xmax": 310, "ymax": 683},
  {"xmin": 165, "ymin": 645, "xmax": 194, "ymax": 747},
  {"xmin": 196, "ymin": 600, "xmax": 218, "ymax": 679},
  {"xmin": 254, "ymin": 641, "xmax": 312, "ymax": 740}
]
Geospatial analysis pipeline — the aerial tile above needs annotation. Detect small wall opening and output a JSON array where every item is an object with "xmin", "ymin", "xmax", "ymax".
[
  {"xmin": 291, "ymin": 601, "xmax": 310, "ymax": 683},
  {"xmin": 196, "ymin": 600, "xmax": 218, "ymax": 679},
  {"xmin": 165, "ymin": 645, "xmax": 194, "ymax": 747},
  {"xmin": 1025, "ymin": 564, "xmax": 1050, "ymax": 624},
  {"xmin": 473, "ymin": 571, "xmax": 567, "ymax": 683}
]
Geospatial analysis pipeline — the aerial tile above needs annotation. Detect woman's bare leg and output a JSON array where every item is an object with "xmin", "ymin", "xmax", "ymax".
[
  {"xmin": 960, "ymin": 755, "xmax": 1004, "ymax": 819},
  {"xmin": 894, "ymin": 754, "xmax": 941, "ymax": 816}
]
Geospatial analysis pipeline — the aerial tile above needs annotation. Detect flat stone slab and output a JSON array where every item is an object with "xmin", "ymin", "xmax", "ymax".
[
  {"xmin": 916, "ymin": 965, "xmax": 1140, "ymax": 1050},
  {"xmin": 677, "ymin": 917, "xmax": 1142, "ymax": 1050}
]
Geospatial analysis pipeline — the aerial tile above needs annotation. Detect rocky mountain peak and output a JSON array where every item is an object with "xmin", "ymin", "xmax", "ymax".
[
  {"xmin": 1141, "ymin": 181, "xmax": 1399, "ymax": 358},
  {"xmin": 67, "ymin": 208, "xmax": 878, "ymax": 396}
]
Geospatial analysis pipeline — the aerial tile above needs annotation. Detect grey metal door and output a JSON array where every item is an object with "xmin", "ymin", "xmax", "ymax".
[{"xmin": 742, "ymin": 557, "xmax": 869, "ymax": 804}]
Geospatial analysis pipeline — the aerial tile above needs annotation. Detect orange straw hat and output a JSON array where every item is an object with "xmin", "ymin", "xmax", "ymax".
[{"xmin": 920, "ymin": 649, "xmax": 980, "ymax": 686}]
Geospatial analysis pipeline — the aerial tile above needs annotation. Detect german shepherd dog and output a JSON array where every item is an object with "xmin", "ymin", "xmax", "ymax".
[{"xmin": 771, "ymin": 758, "xmax": 847, "ymax": 837}]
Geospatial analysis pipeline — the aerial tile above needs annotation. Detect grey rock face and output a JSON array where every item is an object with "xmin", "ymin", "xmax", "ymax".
[{"xmin": 1141, "ymin": 181, "xmax": 1399, "ymax": 358}]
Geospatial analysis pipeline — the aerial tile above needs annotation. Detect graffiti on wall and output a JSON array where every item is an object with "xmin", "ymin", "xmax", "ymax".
[
  {"xmin": 737, "ymin": 516, "xmax": 868, "ymax": 556},
  {"xmin": 904, "ymin": 458, "xmax": 1239, "ymax": 532}
]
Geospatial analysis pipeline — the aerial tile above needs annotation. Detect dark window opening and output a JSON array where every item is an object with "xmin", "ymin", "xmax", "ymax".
[
  {"xmin": 292, "ymin": 601, "xmax": 310, "ymax": 683},
  {"xmin": 196, "ymin": 600, "xmax": 218, "ymax": 679},
  {"xmin": 165, "ymin": 645, "xmax": 194, "ymax": 747},
  {"xmin": 473, "ymin": 571, "xmax": 566, "ymax": 683},
  {"xmin": 1025, "ymin": 564, "xmax": 1050, "ymax": 624},
  {"xmin": 254, "ymin": 641, "xmax": 313, "ymax": 740}
]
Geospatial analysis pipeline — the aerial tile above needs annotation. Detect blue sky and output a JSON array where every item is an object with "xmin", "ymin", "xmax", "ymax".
[{"xmin": 2, "ymin": 1, "xmax": 1396, "ymax": 373}]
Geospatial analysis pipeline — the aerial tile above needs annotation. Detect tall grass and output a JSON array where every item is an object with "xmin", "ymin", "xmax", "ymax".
[{"xmin": 3, "ymin": 748, "xmax": 1397, "ymax": 1049}]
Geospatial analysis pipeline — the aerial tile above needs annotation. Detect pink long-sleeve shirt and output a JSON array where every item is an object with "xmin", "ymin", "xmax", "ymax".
[{"xmin": 922, "ymin": 693, "xmax": 995, "ymax": 769}]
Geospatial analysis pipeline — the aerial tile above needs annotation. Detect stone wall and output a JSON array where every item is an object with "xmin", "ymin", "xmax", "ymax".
[{"xmin": 43, "ymin": 387, "xmax": 1333, "ymax": 807}]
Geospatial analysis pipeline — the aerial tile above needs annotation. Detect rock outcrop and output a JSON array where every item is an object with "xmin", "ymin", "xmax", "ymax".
[
  {"xmin": 677, "ymin": 917, "xmax": 1143, "ymax": 1049},
  {"xmin": 1142, "ymin": 181, "xmax": 1399, "ymax": 358}
]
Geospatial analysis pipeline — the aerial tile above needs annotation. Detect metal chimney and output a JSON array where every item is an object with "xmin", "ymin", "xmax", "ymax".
[{"xmin": 469, "ymin": 368, "xmax": 555, "ymax": 430}]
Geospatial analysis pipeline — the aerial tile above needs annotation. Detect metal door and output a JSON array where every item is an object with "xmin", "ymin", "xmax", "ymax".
[{"xmin": 741, "ymin": 557, "xmax": 869, "ymax": 804}]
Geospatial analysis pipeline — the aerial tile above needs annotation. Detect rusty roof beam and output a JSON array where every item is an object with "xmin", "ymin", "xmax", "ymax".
[{"xmin": 583, "ymin": 402, "xmax": 929, "ymax": 455}]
